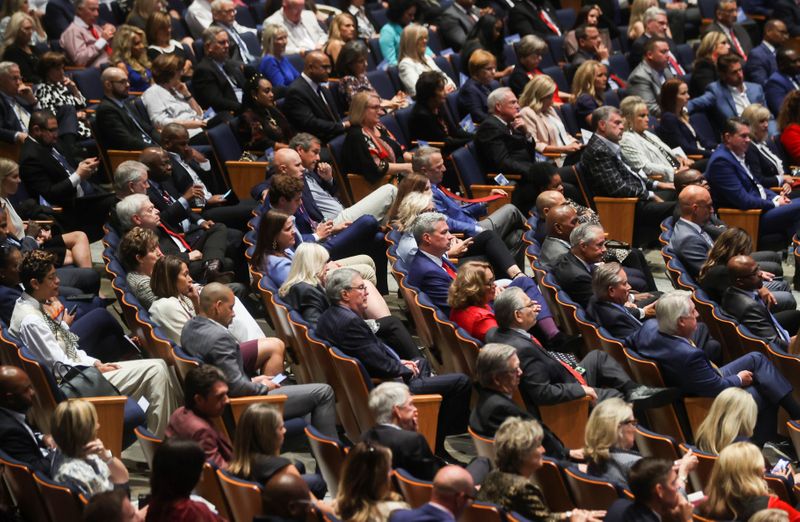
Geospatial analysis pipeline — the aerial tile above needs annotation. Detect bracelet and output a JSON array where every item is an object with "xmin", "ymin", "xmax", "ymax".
[
  {"xmin": 102, "ymin": 450, "xmax": 113, "ymax": 463},
  {"xmin": 563, "ymin": 511, "xmax": 573, "ymax": 520}
]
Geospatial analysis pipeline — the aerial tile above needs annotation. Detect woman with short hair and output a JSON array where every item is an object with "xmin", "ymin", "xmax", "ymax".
[
  {"xmin": 120, "ymin": 226, "xmax": 163, "ymax": 309},
  {"xmin": 397, "ymin": 23, "xmax": 455, "ymax": 96},
  {"xmin": 35, "ymin": 52, "xmax": 91, "ymax": 140},
  {"xmin": 141, "ymin": 53, "xmax": 206, "ymax": 142},
  {"xmin": 145, "ymin": 11, "xmax": 192, "ymax": 76},
  {"xmin": 408, "ymin": 71, "xmax": 472, "ymax": 154},
  {"xmin": 694, "ymin": 387, "xmax": 758, "ymax": 455},
  {"xmin": 336, "ymin": 40, "xmax": 407, "ymax": 110},
  {"xmin": 456, "ymin": 49, "xmax": 499, "ymax": 124},
  {"xmin": 448, "ymin": 261, "xmax": 498, "ymax": 342}
]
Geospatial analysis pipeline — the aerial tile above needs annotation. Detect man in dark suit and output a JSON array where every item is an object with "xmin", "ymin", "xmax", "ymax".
[
  {"xmin": 606, "ymin": 458, "xmax": 692, "ymax": 522},
  {"xmin": 181, "ymin": 283, "xmax": 338, "ymax": 436},
  {"xmin": 628, "ymin": 290, "xmax": 800, "ymax": 443},
  {"xmin": 704, "ymin": 0, "xmax": 753, "ymax": 58},
  {"xmin": 316, "ymin": 268, "xmax": 471, "ymax": 456},
  {"xmin": 44, "ymin": 0, "xmax": 74, "ymax": 40},
  {"xmin": 283, "ymin": 51, "xmax": 348, "ymax": 143},
  {"xmin": 487, "ymin": 286, "xmax": 674, "ymax": 412},
  {"xmin": 568, "ymin": 25, "xmax": 611, "ymax": 84},
  {"xmin": 773, "ymin": 0, "xmax": 800, "ymax": 36},
  {"xmin": 628, "ymin": 8, "xmax": 683, "ymax": 75},
  {"xmin": 390, "ymin": 466, "xmax": 476, "ymax": 522},
  {"xmin": 435, "ymin": 0, "xmax": 481, "ymax": 51},
  {"xmin": 95, "ymin": 66, "xmax": 158, "ymax": 151},
  {"xmin": 551, "ymin": 223, "xmax": 607, "ymax": 308},
  {"xmin": 192, "ymin": 26, "xmax": 247, "ymax": 115},
  {"xmin": 508, "ymin": 0, "xmax": 563, "ymax": 40},
  {"xmin": 0, "ymin": 62, "xmax": 35, "ymax": 145},
  {"xmin": 581, "ymin": 106, "xmax": 676, "ymax": 244},
  {"xmin": 210, "ymin": 0, "xmax": 258, "ymax": 64},
  {"xmin": 19, "ymin": 111, "xmax": 114, "ymax": 241},
  {"xmin": 744, "ymin": 20, "xmax": 788, "ymax": 84},
  {"xmin": 539, "ymin": 203, "xmax": 578, "ymax": 268},
  {"xmin": 0, "ymin": 366, "xmax": 54, "ymax": 475},
  {"xmin": 722, "ymin": 255, "xmax": 800, "ymax": 352},
  {"xmin": 765, "ymin": 47, "xmax": 800, "ymax": 116},
  {"xmin": 670, "ymin": 185, "xmax": 717, "ymax": 279}
]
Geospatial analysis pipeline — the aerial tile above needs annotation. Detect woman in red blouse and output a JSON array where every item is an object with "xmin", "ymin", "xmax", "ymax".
[{"xmin": 448, "ymin": 261, "xmax": 501, "ymax": 342}]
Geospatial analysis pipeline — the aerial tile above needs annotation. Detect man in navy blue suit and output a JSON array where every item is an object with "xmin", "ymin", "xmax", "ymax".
[
  {"xmin": 705, "ymin": 117, "xmax": 800, "ymax": 242},
  {"xmin": 389, "ymin": 465, "xmax": 476, "ymax": 522},
  {"xmin": 765, "ymin": 47, "xmax": 800, "ymax": 116},
  {"xmin": 744, "ymin": 20, "xmax": 788, "ymax": 84},
  {"xmin": 628, "ymin": 290, "xmax": 800, "ymax": 443},
  {"xmin": 605, "ymin": 458, "xmax": 692, "ymax": 522}
]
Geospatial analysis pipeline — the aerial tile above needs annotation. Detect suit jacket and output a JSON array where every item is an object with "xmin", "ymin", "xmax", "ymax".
[
  {"xmin": 586, "ymin": 297, "xmax": 644, "ymax": 341},
  {"xmin": 282, "ymin": 76, "xmax": 344, "ymax": 143},
  {"xmin": 165, "ymin": 406, "xmax": 231, "ymax": 468},
  {"xmin": 456, "ymin": 78, "xmax": 496, "ymax": 123},
  {"xmin": 704, "ymin": 21, "xmax": 753, "ymax": 58},
  {"xmin": 744, "ymin": 42, "xmax": 778, "ymax": 84},
  {"xmin": 19, "ymin": 137, "xmax": 101, "ymax": 208},
  {"xmin": 44, "ymin": 0, "xmax": 74, "ymax": 40},
  {"xmin": 619, "ymin": 130, "xmax": 678, "ymax": 178},
  {"xmin": 765, "ymin": 71, "xmax": 798, "ymax": 116},
  {"xmin": 59, "ymin": 21, "xmax": 110, "ymax": 68},
  {"xmin": 670, "ymin": 218, "xmax": 713, "ymax": 278},
  {"xmin": 283, "ymin": 281, "xmax": 329, "ymax": 329},
  {"xmin": 486, "ymin": 327, "xmax": 585, "ymax": 407},
  {"xmin": 406, "ymin": 251, "xmax": 457, "ymax": 315},
  {"xmin": 688, "ymin": 81, "xmax": 767, "ymax": 132},
  {"xmin": 315, "ymin": 304, "xmax": 413, "ymax": 380},
  {"xmin": 539, "ymin": 235, "xmax": 569, "ymax": 268},
  {"xmin": 389, "ymin": 503, "xmax": 455, "ymax": 522},
  {"xmin": 722, "ymin": 286, "xmax": 788, "ymax": 351},
  {"xmin": 581, "ymin": 133, "xmax": 653, "ymax": 201},
  {"xmin": 627, "ymin": 61, "xmax": 672, "ymax": 117},
  {"xmin": 474, "ymin": 115, "xmax": 546, "ymax": 190},
  {"xmin": 655, "ymin": 112, "xmax": 713, "ymax": 158},
  {"xmin": 0, "ymin": 407, "xmax": 52, "ymax": 475},
  {"xmin": 169, "ymin": 153, "xmax": 227, "ymax": 196},
  {"xmin": 508, "ymin": 0, "xmax": 563, "ymax": 39},
  {"xmin": 605, "ymin": 499, "xmax": 660, "ymax": 522},
  {"xmin": 361, "ymin": 424, "xmax": 444, "ymax": 481},
  {"xmin": 408, "ymin": 102, "xmax": 472, "ymax": 155},
  {"xmin": 180, "ymin": 315, "xmax": 269, "ymax": 396},
  {"xmin": 147, "ymin": 178, "xmax": 203, "ymax": 232},
  {"xmin": 436, "ymin": 3, "xmax": 478, "ymax": 51},
  {"xmin": 628, "ymin": 34, "xmax": 677, "ymax": 70},
  {"xmin": 95, "ymin": 96, "xmax": 157, "ymax": 151},
  {"xmin": 0, "ymin": 93, "xmax": 28, "ymax": 144},
  {"xmin": 551, "ymin": 252, "xmax": 593, "ymax": 308},
  {"xmin": 745, "ymin": 142, "xmax": 783, "ymax": 184},
  {"xmin": 705, "ymin": 145, "xmax": 774, "ymax": 211},
  {"xmin": 431, "ymin": 184, "xmax": 484, "ymax": 235},
  {"xmin": 191, "ymin": 57, "xmax": 246, "ymax": 113},
  {"xmin": 773, "ymin": 0, "xmax": 800, "ymax": 36}
]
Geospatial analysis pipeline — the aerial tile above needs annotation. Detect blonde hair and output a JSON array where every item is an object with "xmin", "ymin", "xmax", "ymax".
[
  {"xmin": 227, "ymin": 403, "xmax": 284, "ymax": 480},
  {"xmin": 278, "ymin": 242, "xmax": 330, "ymax": 297},
  {"xmin": 695, "ymin": 31, "xmax": 728, "ymax": 62},
  {"xmin": 111, "ymin": 24, "xmax": 151, "ymax": 74},
  {"xmin": 328, "ymin": 12, "xmax": 354, "ymax": 42},
  {"xmin": 0, "ymin": 157, "xmax": 18, "ymax": 190},
  {"xmin": 584, "ymin": 398, "xmax": 633, "ymax": 465},
  {"xmin": 335, "ymin": 442, "xmax": 401, "ymax": 522},
  {"xmin": 700, "ymin": 442, "xmax": 770, "ymax": 520},
  {"xmin": 447, "ymin": 261, "xmax": 493, "ymax": 311},
  {"xmin": 468, "ymin": 49, "xmax": 496, "ymax": 77},
  {"xmin": 396, "ymin": 191, "xmax": 433, "ymax": 231},
  {"xmin": 619, "ymin": 95, "xmax": 647, "ymax": 131},
  {"xmin": 261, "ymin": 23, "xmax": 288, "ymax": 57},
  {"xmin": 348, "ymin": 90, "xmax": 379, "ymax": 126},
  {"xmin": 494, "ymin": 417, "xmax": 544, "ymax": 475},
  {"xmin": 398, "ymin": 23, "xmax": 428, "ymax": 63},
  {"xmin": 749, "ymin": 509, "xmax": 791, "ymax": 522},
  {"xmin": 571, "ymin": 60, "xmax": 605, "ymax": 105},
  {"xmin": 694, "ymin": 388, "xmax": 757, "ymax": 455},
  {"xmin": 51, "ymin": 399, "xmax": 98, "ymax": 458},
  {"xmin": 741, "ymin": 103, "xmax": 772, "ymax": 138},
  {"xmin": 519, "ymin": 74, "xmax": 556, "ymax": 113},
  {"xmin": 0, "ymin": 12, "xmax": 33, "ymax": 55},
  {"xmin": 629, "ymin": 0, "xmax": 657, "ymax": 30}
]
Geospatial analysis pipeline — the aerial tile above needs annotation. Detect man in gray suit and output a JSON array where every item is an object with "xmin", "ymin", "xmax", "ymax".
[
  {"xmin": 540, "ymin": 204, "xmax": 578, "ymax": 268},
  {"xmin": 628, "ymin": 37, "xmax": 673, "ymax": 117},
  {"xmin": 435, "ymin": 0, "xmax": 482, "ymax": 51},
  {"xmin": 181, "ymin": 283, "xmax": 338, "ymax": 436}
]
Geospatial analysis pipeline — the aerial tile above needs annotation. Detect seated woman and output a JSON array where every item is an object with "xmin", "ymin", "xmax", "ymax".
[
  {"xmin": 236, "ymin": 73, "xmax": 293, "ymax": 152},
  {"xmin": 657, "ymin": 78, "xmax": 715, "ymax": 159},
  {"xmin": 258, "ymin": 23, "xmax": 299, "ymax": 96},
  {"xmin": 145, "ymin": 11, "xmax": 193, "ymax": 77},
  {"xmin": 148, "ymin": 256, "xmax": 281, "ymax": 372},
  {"xmin": 0, "ymin": 0, "xmax": 46, "ymax": 47},
  {"xmin": 228, "ymin": 402, "xmax": 327, "ymax": 500},
  {"xmin": 564, "ymin": 4, "xmax": 613, "ymax": 59},
  {"xmin": 509, "ymin": 35, "xmax": 570, "ymax": 102},
  {"xmin": 336, "ymin": 40, "xmax": 406, "ymax": 111},
  {"xmin": 343, "ymin": 0, "xmax": 376, "ymax": 39},
  {"xmin": 141, "ymin": 54, "xmax": 207, "ymax": 144},
  {"xmin": 119, "ymin": 226, "xmax": 164, "ymax": 309},
  {"xmin": 460, "ymin": 15, "xmax": 512, "ymax": 79},
  {"xmin": 448, "ymin": 261, "xmax": 498, "ymax": 342},
  {"xmin": 342, "ymin": 91, "xmax": 413, "ymax": 184},
  {"xmin": 111, "ymin": 24, "xmax": 152, "ymax": 92},
  {"xmin": 457, "ymin": 50, "xmax": 499, "ymax": 124},
  {"xmin": 619, "ymin": 95, "xmax": 691, "ymax": 182},
  {"xmin": 699, "ymin": 442, "xmax": 800, "ymax": 520},
  {"xmin": 744, "ymin": 103, "xmax": 796, "ymax": 187},
  {"xmin": 572, "ymin": 60, "xmax": 608, "ymax": 127},
  {"xmin": 779, "ymin": 91, "xmax": 800, "ymax": 166},
  {"xmin": 694, "ymin": 388, "xmax": 757, "ymax": 455},
  {"xmin": 689, "ymin": 32, "xmax": 730, "ymax": 99},
  {"xmin": 379, "ymin": 0, "xmax": 420, "ymax": 66},
  {"xmin": 35, "ymin": 52, "xmax": 92, "ymax": 142},
  {"xmin": 1, "ymin": 12, "xmax": 42, "ymax": 83},
  {"xmin": 323, "ymin": 12, "xmax": 356, "ymax": 65},
  {"xmin": 145, "ymin": 438, "xmax": 224, "ymax": 521},
  {"xmin": 408, "ymin": 71, "xmax": 472, "ymax": 155},
  {"xmin": 518, "ymin": 75, "xmax": 582, "ymax": 167},
  {"xmin": 397, "ymin": 24, "xmax": 455, "ymax": 97},
  {"xmin": 477, "ymin": 417, "xmax": 604, "ymax": 521},
  {"xmin": 584, "ymin": 398, "xmax": 696, "ymax": 490},
  {"xmin": 52, "ymin": 400, "xmax": 130, "ymax": 499},
  {"xmin": 335, "ymin": 442, "xmax": 409, "ymax": 521},
  {"xmin": 127, "ymin": 0, "xmax": 164, "ymax": 29}
]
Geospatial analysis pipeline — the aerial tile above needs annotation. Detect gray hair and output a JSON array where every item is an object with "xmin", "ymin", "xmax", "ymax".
[
  {"xmin": 202, "ymin": 25, "xmax": 225, "ymax": 44},
  {"xmin": 591, "ymin": 105, "xmax": 621, "ymax": 130},
  {"xmin": 569, "ymin": 223, "xmax": 604, "ymax": 248},
  {"xmin": 324, "ymin": 267, "xmax": 359, "ymax": 304},
  {"xmin": 487, "ymin": 87, "xmax": 513, "ymax": 115},
  {"xmin": 74, "ymin": 0, "xmax": 90, "ymax": 9},
  {"xmin": 411, "ymin": 146, "xmax": 439, "ymax": 173},
  {"xmin": 476, "ymin": 343, "xmax": 518, "ymax": 388},
  {"xmin": 116, "ymin": 194, "xmax": 150, "ymax": 231},
  {"xmin": 210, "ymin": 0, "xmax": 231, "ymax": 11},
  {"xmin": 411, "ymin": 211, "xmax": 447, "ymax": 243},
  {"xmin": 288, "ymin": 132, "xmax": 320, "ymax": 151},
  {"xmin": 517, "ymin": 34, "xmax": 547, "ymax": 59},
  {"xmin": 0, "ymin": 61, "xmax": 17, "ymax": 78},
  {"xmin": 493, "ymin": 286, "xmax": 527, "ymax": 329},
  {"xmin": 592, "ymin": 262, "xmax": 624, "ymax": 299},
  {"xmin": 643, "ymin": 6, "xmax": 666, "ymax": 23},
  {"xmin": 368, "ymin": 382, "xmax": 411, "ymax": 424},
  {"xmin": 113, "ymin": 160, "xmax": 148, "ymax": 195},
  {"xmin": 656, "ymin": 290, "xmax": 693, "ymax": 335}
]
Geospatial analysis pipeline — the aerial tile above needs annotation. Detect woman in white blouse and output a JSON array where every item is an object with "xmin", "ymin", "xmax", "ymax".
[
  {"xmin": 397, "ymin": 24, "xmax": 455, "ymax": 97},
  {"xmin": 619, "ymin": 95, "xmax": 692, "ymax": 182},
  {"xmin": 743, "ymin": 103, "xmax": 793, "ymax": 185},
  {"xmin": 518, "ymin": 75, "xmax": 582, "ymax": 167},
  {"xmin": 141, "ymin": 53, "xmax": 207, "ymax": 143}
]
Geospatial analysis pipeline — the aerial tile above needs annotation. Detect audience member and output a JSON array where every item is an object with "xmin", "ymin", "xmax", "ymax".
[
  {"xmin": 397, "ymin": 24, "xmax": 454, "ymax": 98},
  {"xmin": 110, "ymin": 25, "xmax": 152, "ymax": 92},
  {"xmin": 44, "ymin": 0, "xmax": 74, "ymax": 40},
  {"xmin": 322, "ymin": 12, "xmax": 356, "ymax": 65},
  {"xmin": 689, "ymin": 31, "xmax": 730, "ymax": 98},
  {"xmin": 258, "ymin": 23, "xmax": 298, "ymax": 95},
  {"xmin": 629, "ymin": 7, "xmax": 682, "ymax": 74},
  {"xmin": 379, "ymin": 0, "xmax": 420, "ymax": 66},
  {"xmin": 408, "ymin": 71, "xmax": 472, "ymax": 154},
  {"xmin": 551, "ymin": 223, "xmax": 609, "ymax": 307},
  {"xmin": 765, "ymin": 48, "xmax": 800, "ymax": 116},
  {"xmin": 258, "ymin": 472, "xmax": 314, "ymax": 521},
  {"xmin": 568, "ymin": 24, "xmax": 611, "ymax": 85},
  {"xmin": 509, "ymin": 0, "xmax": 563, "ymax": 40},
  {"xmin": 695, "ymin": 387, "xmax": 758, "ymax": 454},
  {"xmin": 59, "ymin": 0, "xmax": 113, "ymax": 68},
  {"xmin": 779, "ymin": 91, "xmax": 800, "ymax": 164},
  {"xmin": 620, "ymin": 96, "xmax": 690, "ymax": 180},
  {"xmin": 390, "ymin": 465, "xmax": 476, "ymax": 521},
  {"xmin": 237, "ymin": 74, "xmax": 293, "ymax": 151},
  {"xmin": 518, "ymin": 75, "xmax": 581, "ymax": 165},
  {"xmin": 1, "ymin": 12, "xmax": 42, "ymax": 84},
  {"xmin": 436, "ymin": 0, "xmax": 482, "ymax": 51},
  {"xmin": 704, "ymin": 0, "xmax": 752, "ymax": 59},
  {"xmin": 95, "ymin": 66, "xmax": 158, "ymax": 150},
  {"xmin": 460, "ymin": 15, "xmax": 510, "ymax": 78},
  {"xmin": 343, "ymin": 0, "xmax": 376, "ymax": 40},
  {"xmin": 657, "ymin": 79, "xmax": 715, "ymax": 158},
  {"xmin": 774, "ymin": 0, "xmax": 800, "ymax": 36},
  {"xmin": 141, "ymin": 55, "xmax": 205, "ymax": 143},
  {"xmin": 745, "ymin": 20, "xmax": 788, "ymax": 84},
  {"xmin": 265, "ymin": 0, "xmax": 327, "ymax": 54},
  {"xmin": 448, "ymin": 261, "xmax": 499, "ymax": 342},
  {"xmin": 605, "ymin": 457, "xmax": 693, "ymax": 522},
  {"xmin": 192, "ymin": 26, "xmax": 246, "ymax": 115},
  {"xmin": 336, "ymin": 40, "xmax": 407, "ymax": 110},
  {"xmin": 539, "ymin": 203, "xmax": 579, "ymax": 268},
  {"xmin": 34, "ymin": 52, "xmax": 92, "ymax": 142},
  {"xmin": 120, "ymin": 226, "xmax": 162, "ymax": 308},
  {"xmin": 509, "ymin": 35, "xmax": 570, "ymax": 102},
  {"xmin": 145, "ymin": 11, "xmax": 193, "ymax": 69},
  {"xmin": 742, "ymin": 104, "xmax": 791, "ymax": 186},
  {"xmin": 0, "ymin": 61, "xmax": 34, "ymax": 145},
  {"xmin": 457, "ymin": 49, "xmax": 498, "ymax": 124},
  {"xmin": 83, "ymin": 489, "xmax": 143, "ymax": 522},
  {"xmin": 565, "ymin": 5, "xmax": 613, "ymax": 58},
  {"xmin": 628, "ymin": 37, "xmax": 673, "ymax": 116},
  {"xmin": 571, "ymin": 60, "xmax": 608, "ymax": 126},
  {"xmin": 627, "ymin": 0, "xmax": 660, "ymax": 43},
  {"xmin": 210, "ymin": 0, "xmax": 257, "ymax": 65}
]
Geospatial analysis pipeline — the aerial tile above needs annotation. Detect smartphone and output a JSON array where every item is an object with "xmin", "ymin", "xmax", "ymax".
[
  {"xmin": 221, "ymin": 189, "xmax": 232, "ymax": 199},
  {"xmin": 68, "ymin": 305, "xmax": 78, "ymax": 315},
  {"xmin": 494, "ymin": 173, "xmax": 510, "ymax": 186},
  {"xmin": 272, "ymin": 373, "xmax": 287, "ymax": 384},
  {"xmin": 772, "ymin": 458, "xmax": 790, "ymax": 474},
  {"xmin": 687, "ymin": 491, "xmax": 705, "ymax": 507}
]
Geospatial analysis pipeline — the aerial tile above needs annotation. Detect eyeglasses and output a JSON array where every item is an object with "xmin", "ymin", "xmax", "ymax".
[
  {"xmin": 346, "ymin": 284, "xmax": 367, "ymax": 291},
  {"xmin": 516, "ymin": 302, "xmax": 537, "ymax": 311},
  {"xmin": 620, "ymin": 418, "xmax": 637, "ymax": 426}
]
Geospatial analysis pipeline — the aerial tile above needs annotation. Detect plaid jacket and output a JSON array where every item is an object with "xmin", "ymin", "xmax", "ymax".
[{"xmin": 581, "ymin": 134, "xmax": 653, "ymax": 200}]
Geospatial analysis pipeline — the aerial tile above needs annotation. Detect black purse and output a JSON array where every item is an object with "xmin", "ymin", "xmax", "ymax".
[{"xmin": 53, "ymin": 362, "xmax": 120, "ymax": 399}]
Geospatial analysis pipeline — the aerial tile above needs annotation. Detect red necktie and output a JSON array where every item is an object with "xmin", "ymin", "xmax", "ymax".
[
  {"xmin": 159, "ymin": 224, "xmax": 192, "ymax": 251},
  {"xmin": 667, "ymin": 52, "xmax": 685, "ymax": 76},
  {"xmin": 730, "ymin": 32, "xmax": 746, "ymax": 58},
  {"xmin": 442, "ymin": 261, "xmax": 457, "ymax": 279},
  {"xmin": 531, "ymin": 335, "xmax": 587, "ymax": 385},
  {"xmin": 88, "ymin": 25, "xmax": 112, "ymax": 56},
  {"xmin": 538, "ymin": 10, "xmax": 561, "ymax": 36},
  {"xmin": 609, "ymin": 73, "xmax": 627, "ymax": 89}
]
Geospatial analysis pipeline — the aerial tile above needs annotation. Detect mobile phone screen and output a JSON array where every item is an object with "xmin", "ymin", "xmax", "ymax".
[{"xmin": 272, "ymin": 373, "xmax": 287, "ymax": 384}]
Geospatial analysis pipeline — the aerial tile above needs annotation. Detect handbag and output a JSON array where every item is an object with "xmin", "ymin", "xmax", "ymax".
[{"xmin": 53, "ymin": 362, "xmax": 120, "ymax": 399}]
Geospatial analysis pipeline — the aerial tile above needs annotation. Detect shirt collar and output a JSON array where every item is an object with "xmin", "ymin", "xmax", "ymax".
[
  {"xmin": 301, "ymin": 72, "xmax": 319, "ymax": 92},
  {"xmin": 570, "ymin": 251, "xmax": 592, "ymax": 272},
  {"xmin": 728, "ymin": 82, "xmax": 746, "ymax": 95},
  {"xmin": 420, "ymin": 249, "xmax": 444, "ymax": 267},
  {"xmin": 596, "ymin": 133, "xmax": 621, "ymax": 155},
  {"xmin": 511, "ymin": 327, "xmax": 529, "ymax": 337},
  {"xmin": 379, "ymin": 422, "xmax": 401, "ymax": 430},
  {"xmin": 764, "ymin": 41, "xmax": 776, "ymax": 53},
  {"xmin": 74, "ymin": 17, "xmax": 90, "ymax": 29},
  {"xmin": 678, "ymin": 217, "xmax": 704, "ymax": 234}
]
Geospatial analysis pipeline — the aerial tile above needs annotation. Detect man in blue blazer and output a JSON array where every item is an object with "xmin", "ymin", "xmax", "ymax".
[
  {"xmin": 744, "ymin": 20, "xmax": 788, "ymax": 84},
  {"xmin": 390, "ymin": 465, "xmax": 475, "ymax": 522},
  {"xmin": 606, "ymin": 458, "xmax": 692, "ymax": 522},
  {"xmin": 765, "ymin": 47, "xmax": 800, "ymax": 116},
  {"xmin": 628, "ymin": 291, "xmax": 800, "ymax": 443},
  {"xmin": 688, "ymin": 54, "xmax": 773, "ymax": 134},
  {"xmin": 704, "ymin": 117, "xmax": 800, "ymax": 242}
]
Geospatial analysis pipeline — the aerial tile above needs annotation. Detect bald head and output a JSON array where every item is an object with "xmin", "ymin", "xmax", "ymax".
[
  {"xmin": 674, "ymin": 169, "xmax": 706, "ymax": 194},
  {"xmin": 546, "ymin": 204, "xmax": 578, "ymax": 241},
  {"xmin": 101, "ymin": 66, "xmax": 128, "ymax": 99},
  {"xmin": 199, "ymin": 282, "xmax": 233, "ymax": 313},
  {"xmin": 262, "ymin": 471, "xmax": 310, "ymax": 519},
  {"xmin": 678, "ymin": 184, "xmax": 713, "ymax": 222},
  {"xmin": 728, "ymin": 255, "xmax": 761, "ymax": 290},
  {"xmin": 274, "ymin": 148, "xmax": 304, "ymax": 179},
  {"xmin": 304, "ymin": 51, "xmax": 331, "ymax": 83},
  {"xmin": 430, "ymin": 465, "xmax": 475, "ymax": 518},
  {"xmin": 0, "ymin": 365, "xmax": 34, "ymax": 412},
  {"xmin": 535, "ymin": 190, "xmax": 566, "ymax": 217}
]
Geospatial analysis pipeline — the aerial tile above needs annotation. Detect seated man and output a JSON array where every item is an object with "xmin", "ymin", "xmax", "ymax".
[
  {"xmin": 95, "ymin": 67, "xmax": 158, "ymax": 151},
  {"xmin": 605, "ymin": 458, "xmax": 693, "ymax": 522},
  {"xmin": 764, "ymin": 47, "xmax": 800, "ymax": 116},
  {"xmin": 539, "ymin": 203, "xmax": 579, "ymax": 268},
  {"xmin": 533, "ymin": 189, "xmax": 567, "ymax": 244},
  {"xmin": 192, "ymin": 27, "xmax": 247, "ymax": 115},
  {"xmin": 283, "ymin": 51, "xmax": 347, "ymax": 143},
  {"xmin": 627, "ymin": 37, "xmax": 674, "ymax": 117},
  {"xmin": 181, "ymin": 283, "xmax": 338, "ymax": 436},
  {"xmin": 390, "ymin": 466, "xmax": 476, "ymax": 522},
  {"xmin": 704, "ymin": 117, "xmax": 800, "ymax": 243},
  {"xmin": 210, "ymin": 0, "xmax": 257, "ymax": 64},
  {"xmin": 316, "ymin": 268, "xmax": 471, "ymax": 456},
  {"xmin": 722, "ymin": 255, "xmax": 800, "ymax": 353},
  {"xmin": 628, "ymin": 290, "xmax": 800, "ymax": 444},
  {"xmin": 0, "ymin": 62, "xmax": 35, "ymax": 145},
  {"xmin": 0, "ymin": 366, "xmax": 55, "ymax": 475},
  {"xmin": 581, "ymin": 106, "xmax": 676, "ymax": 245},
  {"xmin": 9, "ymin": 250, "xmax": 179, "ymax": 437},
  {"xmin": 415, "ymin": 146, "xmax": 526, "ymax": 261},
  {"xmin": 58, "ymin": 0, "xmax": 113, "ymax": 68},
  {"xmin": 487, "ymin": 286, "xmax": 675, "ymax": 410},
  {"xmin": 264, "ymin": 0, "xmax": 327, "ymax": 54}
]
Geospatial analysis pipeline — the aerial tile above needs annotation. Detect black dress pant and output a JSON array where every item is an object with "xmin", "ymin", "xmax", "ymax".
[{"xmin": 581, "ymin": 350, "xmax": 636, "ymax": 402}]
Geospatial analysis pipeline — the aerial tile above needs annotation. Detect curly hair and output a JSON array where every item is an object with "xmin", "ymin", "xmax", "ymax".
[
  {"xmin": 19, "ymin": 249, "xmax": 56, "ymax": 293},
  {"xmin": 494, "ymin": 417, "xmax": 544, "ymax": 474},
  {"xmin": 118, "ymin": 226, "xmax": 159, "ymax": 272},
  {"xmin": 111, "ymin": 24, "xmax": 151, "ymax": 75},
  {"xmin": 778, "ymin": 90, "xmax": 800, "ymax": 131},
  {"xmin": 447, "ymin": 261, "xmax": 493, "ymax": 311}
]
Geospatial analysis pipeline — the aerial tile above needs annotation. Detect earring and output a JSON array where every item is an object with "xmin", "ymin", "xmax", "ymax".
[{"xmin": 272, "ymin": 240, "xmax": 277, "ymax": 250}]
